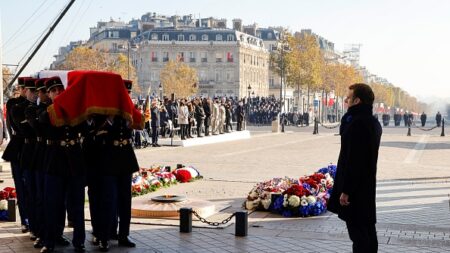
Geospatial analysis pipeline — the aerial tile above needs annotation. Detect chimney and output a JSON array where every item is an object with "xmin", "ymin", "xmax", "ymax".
[{"xmin": 232, "ymin": 19, "xmax": 242, "ymax": 32}]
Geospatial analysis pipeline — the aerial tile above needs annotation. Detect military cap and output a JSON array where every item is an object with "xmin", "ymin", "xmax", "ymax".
[
  {"xmin": 45, "ymin": 76, "xmax": 64, "ymax": 92},
  {"xmin": 123, "ymin": 79, "xmax": 132, "ymax": 92},
  {"xmin": 18, "ymin": 77, "xmax": 28, "ymax": 87},
  {"xmin": 24, "ymin": 78, "xmax": 38, "ymax": 90},
  {"xmin": 35, "ymin": 78, "xmax": 49, "ymax": 91}
]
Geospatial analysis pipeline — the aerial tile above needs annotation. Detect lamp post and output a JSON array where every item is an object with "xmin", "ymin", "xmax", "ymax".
[
  {"xmin": 158, "ymin": 83, "xmax": 163, "ymax": 101},
  {"xmin": 247, "ymin": 84, "xmax": 252, "ymax": 127}
]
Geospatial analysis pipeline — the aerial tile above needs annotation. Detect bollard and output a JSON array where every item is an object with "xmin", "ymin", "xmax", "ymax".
[
  {"xmin": 441, "ymin": 119, "xmax": 445, "ymax": 137},
  {"xmin": 179, "ymin": 208, "xmax": 192, "ymax": 233},
  {"xmin": 8, "ymin": 199, "xmax": 16, "ymax": 222},
  {"xmin": 235, "ymin": 211, "xmax": 248, "ymax": 237},
  {"xmin": 176, "ymin": 164, "xmax": 183, "ymax": 169},
  {"xmin": 407, "ymin": 120, "xmax": 411, "ymax": 136},
  {"xmin": 313, "ymin": 117, "xmax": 319, "ymax": 135}
]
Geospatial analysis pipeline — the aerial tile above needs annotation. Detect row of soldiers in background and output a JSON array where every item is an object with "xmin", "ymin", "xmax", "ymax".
[
  {"xmin": 381, "ymin": 112, "xmax": 443, "ymax": 127},
  {"xmin": 2, "ymin": 76, "xmax": 138, "ymax": 252},
  {"xmin": 133, "ymin": 96, "xmax": 245, "ymax": 147}
]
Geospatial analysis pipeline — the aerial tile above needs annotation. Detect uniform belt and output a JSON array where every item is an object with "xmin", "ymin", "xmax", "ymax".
[
  {"xmin": 24, "ymin": 138, "xmax": 36, "ymax": 144},
  {"xmin": 46, "ymin": 139, "xmax": 79, "ymax": 146},
  {"xmin": 113, "ymin": 139, "xmax": 132, "ymax": 147}
]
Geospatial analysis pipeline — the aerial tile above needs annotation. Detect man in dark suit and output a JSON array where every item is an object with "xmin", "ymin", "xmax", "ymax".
[
  {"xmin": 328, "ymin": 83, "xmax": 382, "ymax": 253},
  {"xmin": 150, "ymin": 100, "xmax": 160, "ymax": 147}
]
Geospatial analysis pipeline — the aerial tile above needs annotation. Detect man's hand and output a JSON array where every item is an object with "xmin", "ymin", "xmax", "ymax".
[{"xmin": 340, "ymin": 193, "xmax": 350, "ymax": 206}]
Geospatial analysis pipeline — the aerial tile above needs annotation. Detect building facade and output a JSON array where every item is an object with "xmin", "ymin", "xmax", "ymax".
[{"xmin": 134, "ymin": 27, "xmax": 269, "ymax": 99}]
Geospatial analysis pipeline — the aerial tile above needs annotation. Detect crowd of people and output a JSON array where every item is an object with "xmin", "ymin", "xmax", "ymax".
[
  {"xmin": 2, "ymin": 73, "xmax": 141, "ymax": 253},
  {"xmin": 132, "ymin": 96, "xmax": 247, "ymax": 147}
]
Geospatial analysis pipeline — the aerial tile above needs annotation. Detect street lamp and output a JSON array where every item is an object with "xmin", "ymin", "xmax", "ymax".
[
  {"xmin": 158, "ymin": 83, "xmax": 163, "ymax": 101},
  {"xmin": 247, "ymin": 84, "xmax": 252, "ymax": 127}
]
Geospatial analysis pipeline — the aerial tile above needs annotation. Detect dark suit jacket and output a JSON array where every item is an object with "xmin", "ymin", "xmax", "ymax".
[{"xmin": 328, "ymin": 104, "xmax": 382, "ymax": 224}]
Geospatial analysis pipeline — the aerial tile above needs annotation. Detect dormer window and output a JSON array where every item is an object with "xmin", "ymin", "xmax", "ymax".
[
  {"xmin": 189, "ymin": 34, "xmax": 196, "ymax": 41},
  {"xmin": 178, "ymin": 34, "xmax": 185, "ymax": 41},
  {"xmin": 202, "ymin": 34, "xmax": 208, "ymax": 41},
  {"xmin": 227, "ymin": 34, "xmax": 234, "ymax": 41},
  {"xmin": 162, "ymin": 34, "xmax": 169, "ymax": 41},
  {"xmin": 151, "ymin": 33, "xmax": 158, "ymax": 40},
  {"xmin": 216, "ymin": 34, "xmax": 223, "ymax": 41},
  {"xmin": 267, "ymin": 32, "xmax": 273, "ymax": 39}
]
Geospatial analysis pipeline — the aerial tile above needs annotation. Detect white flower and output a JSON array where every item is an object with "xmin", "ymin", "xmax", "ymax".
[
  {"xmin": 300, "ymin": 199, "xmax": 308, "ymax": 206},
  {"xmin": 0, "ymin": 200, "xmax": 7, "ymax": 211},
  {"xmin": 325, "ymin": 173, "xmax": 331, "ymax": 179},
  {"xmin": 288, "ymin": 195, "xmax": 301, "ymax": 207},
  {"xmin": 261, "ymin": 199, "xmax": 271, "ymax": 210},
  {"xmin": 307, "ymin": 196, "xmax": 316, "ymax": 204},
  {"xmin": 245, "ymin": 200, "xmax": 256, "ymax": 210},
  {"xmin": 163, "ymin": 178, "xmax": 169, "ymax": 183},
  {"xmin": 249, "ymin": 190, "xmax": 259, "ymax": 199},
  {"xmin": 283, "ymin": 195, "xmax": 288, "ymax": 207}
]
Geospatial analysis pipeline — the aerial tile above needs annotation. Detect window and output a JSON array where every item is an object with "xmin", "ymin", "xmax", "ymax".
[
  {"xmin": 163, "ymin": 52, "xmax": 169, "ymax": 62},
  {"xmin": 162, "ymin": 34, "xmax": 169, "ymax": 41},
  {"xmin": 199, "ymin": 70, "xmax": 207, "ymax": 81},
  {"xmin": 215, "ymin": 71, "xmax": 221, "ymax": 82},
  {"xmin": 227, "ymin": 34, "xmax": 234, "ymax": 41},
  {"xmin": 151, "ymin": 52, "xmax": 158, "ymax": 62},
  {"xmin": 189, "ymin": 34, "xmax": 196, "ymax": 41},
  {"xmin": 177, "ymin": 52, "xmax": 184, "ymax": 62},
  {"xmin": 189, "ymin": 52, "xmax": 196, "ymax": 62},
  {"xmin": 215, "ymin": 52, "xmax": 222, "ymax": 63},
  {"xmin": 226, "ymin": 71, "xmax": 233, "ymax": 81},
  {"xmin": 227, "ymin": 52, "xmax": 233, "ymax": 63},
  {"xmin": 200, "ymin": 52, "xmax": 207, "ymax": 62},
  {"xmin": 151, "ymin": 33, "xmax": 158, "ymax": 40},
  {"xmin": 108, "ymin": 31, "xmax": 119, "ymax": 38},
  {"xmin": 267, "ymin": 32, "xmax": 273, "ymax": 39},
  {"xmin": 178, "ymin": 34, "xmax": 185, "ymax": 41},
  {"xmin": 269, "ymin": 77, "xmax": 274, "ymax": 86},
  {"xmin": 202, "ymin": 34, "xmax": 208, "ymax": 41},
  {"xmin": 216, "ymin": 34, "xmax": 223, "ymax": 41}
]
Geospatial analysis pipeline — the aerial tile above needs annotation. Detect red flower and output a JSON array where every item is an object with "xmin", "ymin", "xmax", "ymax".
[
  {"xmin": 174, "ymin": 170, "xmax": 192, "ymax": 183},
  {"xmin": 0, "ymin": 191, "xmax": 7, "ymax": 200},
  {"xmin": 283, "ymin": 185, "xmax": 311, "ymax": 197}
]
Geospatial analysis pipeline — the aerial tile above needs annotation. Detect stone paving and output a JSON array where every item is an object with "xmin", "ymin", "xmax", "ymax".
[{"xmin": 1, "ymin": 125, "xmax": 450, "ymax": 252}]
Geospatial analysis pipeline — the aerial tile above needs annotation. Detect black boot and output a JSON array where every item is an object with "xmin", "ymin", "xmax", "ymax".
[
  {"xmin": 118, "ymin": 236, "xmax": 136, "ymax": 247},
  {"xmin": 99, "ymin": 240, "xmax": 109, "ymax": 252}
]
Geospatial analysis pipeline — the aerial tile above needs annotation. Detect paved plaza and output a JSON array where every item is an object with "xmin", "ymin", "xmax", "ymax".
[{"xmin": 1, "ymin": 124, "xmax": 450, "ymax": 252}]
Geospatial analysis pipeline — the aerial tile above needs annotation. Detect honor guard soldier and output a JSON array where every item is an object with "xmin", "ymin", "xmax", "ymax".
[
  {"xmin": 27, "ymin": 78, "xmax": 51, "ymax": 248},
  {"xmin": 2, "ymin": 77, "xmax": 29, "ymax": 233},
  {"xmin": 40, "ymin": 77, "xmax": 86, "ymax": 253},
  {"xmin": 13, "ymin": 77, "xmax": 39, "ymax": 240},
  {"xmin": 86, "ymin": 79, "xmax": 138, "ymax": 251}
]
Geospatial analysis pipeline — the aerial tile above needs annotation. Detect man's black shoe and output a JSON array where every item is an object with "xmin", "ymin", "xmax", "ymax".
[
  {"xmin": 118, "ymin": 237, "xmax": 136, "ymax": 247},
  {"xmin": 21, "ymin": 224, "xmax": 29, "ymax": 233},
  {"xmin": 30, "ymin": 232, "xmax": 37, "ymax": 241},
  {"xmin": 99, "ymin": 241, "xmax": 109, "ymax": 252},
  {"xmin": 110, "ymin": 233, "xmax": 118, "ymax": 240},
  {"xmin": 56, "ymin": 236, "xmax": 71, "ymax": 246},
  {"xmin": 92, "ymin": 236, "xmax": 100, "ymax": 246},
  {"xmin": 34, "ymin": 238, "xmax": 44, "ymax": 248},
  {"xmin": 74, "ymin": 244, "xmax": 86, "ymax": 252},
  {"xmin": 40, "ymin": 246, "xmax": 54, "ymax": 253}
]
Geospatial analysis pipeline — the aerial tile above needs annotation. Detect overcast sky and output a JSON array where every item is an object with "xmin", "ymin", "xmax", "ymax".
[{"xmin": 1, "ymin": 0, "xmax": 450, "ymax": 100}]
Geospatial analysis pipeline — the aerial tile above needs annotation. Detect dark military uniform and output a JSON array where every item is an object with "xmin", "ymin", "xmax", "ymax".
[
  {"xmin": 27, "ymin": 79, "xmax": 51, "ymax": 245},
  {"xmin": 2, "ymin": 89, "xmax": 28, "ymax": 228},
  {"xmin": 40, "ymin": 78, "xmax": 86, "ymax": 251},
  {"xmin": 85, "ymin": 115, "xmax": 139, "ymax": 249}
]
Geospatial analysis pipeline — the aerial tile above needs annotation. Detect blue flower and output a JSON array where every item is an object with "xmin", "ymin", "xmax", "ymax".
[
  {"xmin": 282, "ymin": 210, "xmax": 293, "ymax": 217},
  {"xmin": 272, "ymin": 195, "xmax": 285, "ymax": 212},
  {"xmin": 0, "ymin": 210, "xmax": 8, "ymax": 221},
  {"xmin": 311, "ymin": 201, "xmax": 325, "ymax": 216},
  {"xmin": 298, "ymin": 205, "xmax": 311, "ymax": 217},
  {"xmin": 302, "ymin": 183, "xmax": 312, "ymax": 191}
]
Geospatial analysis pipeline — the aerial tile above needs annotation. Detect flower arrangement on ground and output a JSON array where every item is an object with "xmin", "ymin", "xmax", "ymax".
[
  {"xmin": 131, "ymin": 165, "xmax": 202, "ymax": 197},
  {"xmin": 0, "ymin": 187, "xmax": 16, "ymax": 221},
  {"xmin": 245, "ymin": 164, "xmax": 337, "ymax": 218}
]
